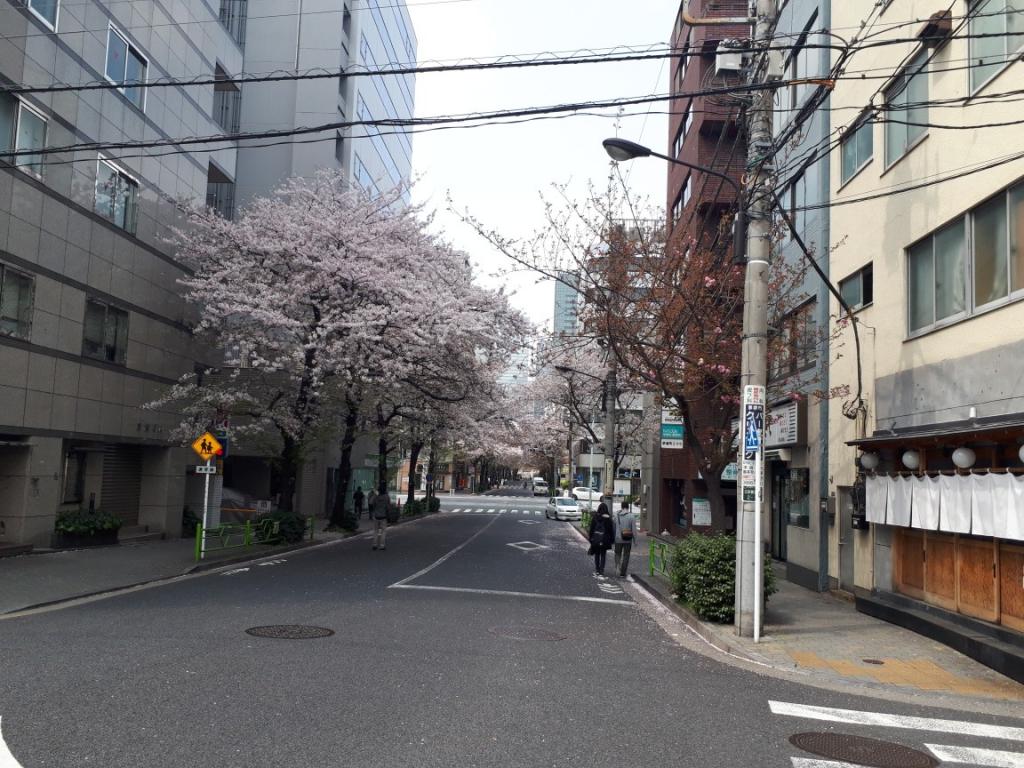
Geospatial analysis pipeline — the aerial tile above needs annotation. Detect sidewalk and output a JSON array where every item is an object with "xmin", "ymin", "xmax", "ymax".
[
  {"xmin": 625, "ymin": 531, "xmax": 1024, "ymax": 706},
  {"xmin": 0, "ymin": 517, "xmax": 373, "ymax": 615}
]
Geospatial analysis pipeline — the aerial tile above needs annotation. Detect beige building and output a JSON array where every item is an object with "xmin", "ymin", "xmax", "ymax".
[{"xmin": 828, "ymin": 0, "xmax": 1024, "ymax": 647}]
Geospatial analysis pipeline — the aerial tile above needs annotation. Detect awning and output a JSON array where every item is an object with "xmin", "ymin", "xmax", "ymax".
[{"xmin": 847, "ymin": 414, "xmax": 1024, "ymax": 448}]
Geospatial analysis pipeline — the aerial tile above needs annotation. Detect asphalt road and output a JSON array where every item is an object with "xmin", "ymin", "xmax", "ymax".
[{"xmin": 1, "ymin": 495, "xmax": 1022, "ymax": 767}]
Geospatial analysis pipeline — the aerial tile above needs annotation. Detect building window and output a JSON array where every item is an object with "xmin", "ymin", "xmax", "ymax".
[
  {"xmin": 969, "ymin": 0, "xmax": 1024, "ymax": 93},
  {"xmin": 671, "ymin": 176, "xmax": 690, "ymax": 226},
  {"xmin": 82, "ymin": 299, "xmax": 129, "ymax": 365},
  {"xmin": 105, "ymin": 26, "xmax": 147, "ymax": 110},
  {"xmin": 907, "ymin": 220, "xmax": 966, "ymax": 332},
  {"xmin": 884, "ymin": 51, "xmax": 928, "ymax": 167},
  {"xmin": 672, "ymin": 122, "xmax": 684, "ymax": 158},
  {"xmin": 95, "ymin": 158, "xmax": 139, "ymax": 233},
  {"xmin": 907, "ymin": 179, "xmax": 1024, "ymax": 333},
  {"xmin": 684, "ymin": 101, "xmax": 693, "ymax": 137},
  {"xmin": 335, "ymin": 131, "xmax": 345, "ymax": 163},
  {"xmin": 840, "ymin": 114, "xmax": 873, "ymax": 184},
  {"xmin": 62, "ymin": 449, "xmax": 86, "ymax": 504},
  {"xmin": 771, "ymin": 301, "xmax": 816, "ymax": 379},
  {"xmin": 839, "ymin": 264, "xmax": 873, "ymax": 310},
  {"xmin": 206, "ymin": 163, "xmax": 234, "ymax": 220},
  {"xmin": 218, "ymin": 0, "xmax": 247, "ymax": 48},
  {"xmin": 0, "ymin": 264, "xmax": 34, "ymax": 339},
  {"xmin": 787, "ymin": 172, "xmax": 807, "ymax": 238},
  {"xmin": 213, "ymin": 65, "xmax": 241, "ymax": 133},
  {"xmin": 27, "ymin": 0, "xmax": 58, "ymax": 29},
  {"xmin": 0, "ymin": 95, "xmax": 47, "ymax": 177}
]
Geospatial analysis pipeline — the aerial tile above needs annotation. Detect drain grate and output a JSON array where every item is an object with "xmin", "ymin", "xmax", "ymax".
[
  {"xmin": 789, "ymin": 732, "xmax": 937, "ymax": 768},
  {"xmin": 489, "ymin": 626, "xmax": 567, "ymax": 642},
  {"xmin": 245, "ymin": 625, "xmax": 335, "ymax": 640},
  {"xmin": 863, "ymin": 658, "xmax": 885, "ymax": 665}
]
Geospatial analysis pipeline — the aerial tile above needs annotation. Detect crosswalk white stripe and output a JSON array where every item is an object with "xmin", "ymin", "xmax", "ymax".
[
  {"xmin": 485, "ymin": 509, "xmax": 494, "ymax": 514},
  {"xmin": 769, "ymin": 701, "xmax": 1024, "ymax": 742},
  {"xmin": 451, "ymin": 508, "xmax": 462, "ymax": 513},
  {"xmin": 926, "ymin": 744, "xmax": 1024, "ymax": 767},
  {"xmin": 791, "ymin": 759, "xmax": 863, "ymax": 768},
  {"xmin": 534, "ymin": 511, "xmax": 542, "ymax": 516}
]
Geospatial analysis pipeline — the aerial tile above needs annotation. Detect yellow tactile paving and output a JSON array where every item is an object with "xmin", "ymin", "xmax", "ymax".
[{"xmin": 784, "ymin": 650, "xmax": 1024, "ymax": 701}]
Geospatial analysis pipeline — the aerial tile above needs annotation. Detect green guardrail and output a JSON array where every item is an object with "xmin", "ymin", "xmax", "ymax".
[
  {"xmin": 194, "ymin": 516, "xmax": 314, "ymax": 562},
  {"xmin": 649, "ymin": 539, "xmax": 671, "ymax": 578},
  {"xmin": 579, "ymin": 509, "xmax": 592, "ymax": 534}
]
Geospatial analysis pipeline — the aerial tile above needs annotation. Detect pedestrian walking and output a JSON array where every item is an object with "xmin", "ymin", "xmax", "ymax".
[
  {"xmin": 613, "ymin": 500, "xmax": 637, "ymax": 577},
  {"xmin": 353, "ymin": 486, "xmax": 365, "ymax": 521},
  {"xmin": 366, "ymin": 488, "xmax": 377, "ymax": 517},
  {"xmin": 587, "ymin": 501, "xmax": 614, "ymax": 575},
  {"xmin": 371, "ymin": 486, "xmax": 390, "ymax": 551}
]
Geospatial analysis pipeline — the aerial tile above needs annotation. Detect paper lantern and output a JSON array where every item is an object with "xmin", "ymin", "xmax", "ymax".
[
  {"xmin": 951, "ymin": 447, "xmax": 976, "ymax": 469},
  {"xmin": 901, "ymin": 450, "xmax": 920, "ymax": 470},
  {"xmin": 859, "ymin": 452, "xmax": 879, "ymax": 471}
]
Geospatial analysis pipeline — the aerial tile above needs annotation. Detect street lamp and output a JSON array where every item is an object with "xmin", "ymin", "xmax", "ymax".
[{"xmin": 601, "ymin": 138, "xmax": 746, "ymax": 262}]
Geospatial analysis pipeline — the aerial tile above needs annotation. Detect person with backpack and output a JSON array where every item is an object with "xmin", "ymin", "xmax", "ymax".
[
  {"xmin": 587, "ymin": 501, "xmax": 614, "ymax": 575},
  {"xmin": 371, "ymin": 485, "xmax": 390, "ymax": 550},
  {"xmin": 353, "ymin": 486, "xmax": 365, "ymax": 521},
  {"xmin": 613, "ymin": 499, "xmax": 637, "ymax": 577}
]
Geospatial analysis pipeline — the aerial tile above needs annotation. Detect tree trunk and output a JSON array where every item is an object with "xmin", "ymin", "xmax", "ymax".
[
  {"xmin": 406, "ymin": 440, "xmax": 424, "ymax": 506},
  {"xmin": 277, "ymin": 432, "xmax": 301, "ymax": 513},
  {"xmin": 425, "ymin": 437, "xmax": 437, "ymax": 502},
  {"xmin": 377, "ymin": 434, "xmax": 390, "ymax": 497},
  {"xmin": 330, "ymin": 403, "xmax": 360, "ymax": 527}
]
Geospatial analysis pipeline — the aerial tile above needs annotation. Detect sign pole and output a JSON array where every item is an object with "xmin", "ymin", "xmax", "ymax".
[
  {"xmin": 754, "ymin": 448, "xmax": 762, "ymax": 643},
  {"xmin": 200, "ymin": 457, "xmax": 211, "ymax": 559}
]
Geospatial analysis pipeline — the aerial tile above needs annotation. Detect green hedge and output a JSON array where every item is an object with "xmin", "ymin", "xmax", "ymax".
[
  {"xmin": 55, "ymin": 509, "xmax": 122, "ymax": 536},
  {"xmin": 256, "ymin": 510, "xmax": 307, "ymax": 543},
  {"xmin": 668, "ymin": 534, "xmax": 777, "ymax": 623},
  {"xmin": 427, "ymin": 496, "xmax": 441, "ymax": 513}
]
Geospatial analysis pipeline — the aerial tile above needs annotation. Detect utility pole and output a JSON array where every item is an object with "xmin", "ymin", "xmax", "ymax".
[
  {"xmin": 602, "ymin": 361, "xmax": 617, "ymax": 502},
  {"xmin": 735, "ymin": 0, "xmax": 777, "ymax": 639}
]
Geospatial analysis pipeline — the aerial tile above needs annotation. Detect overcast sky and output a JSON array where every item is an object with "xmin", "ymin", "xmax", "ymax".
[{"xmin": 408, "ymin": 0, "xmax": 672, "ymax": 332}]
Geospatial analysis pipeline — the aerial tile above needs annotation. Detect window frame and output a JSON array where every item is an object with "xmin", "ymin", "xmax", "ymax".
[
  {"xmin": 839, "ymin": 263, "xmax": 874, "ymax": 312},
  {"xmin": 883, "ymin": 50, "xmax": 929, "ymax": 169},
  {"xmin": 12, "ymin": 98, "xmax": 47, "ymax": 178},
  {"xmin": 839, "ymin": 112, "xmax": 874, "ymax": 186},
  {"xmin": 26, "ymin": 0, "xmax": 59, "ymax": 30},
  {"xmin": 104, "ymin": 24, "xmax": 148, "ymax": 111},
  {"xmin": 0, "ymin": 263, "xmax": 35, "ymax": 340},
  {"xmin": 61, "ymin": 449, "xmax": 87, "ymax": 504},
  {"xmin": 81, "ymin": 298, "xmax": 130, "ymax": 365},
  {"xmin": 968, "ymin": 0, "xmax": 1024, "ymax": 95},
  {"xmin": 94, "ymin": 156, "xmax": 139, "ymax": 234}
]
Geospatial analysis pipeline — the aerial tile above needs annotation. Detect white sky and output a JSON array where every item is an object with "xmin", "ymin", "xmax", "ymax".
[{"xmin": 408, "ymin": 0, "xmax": 672, "ymax": 332}]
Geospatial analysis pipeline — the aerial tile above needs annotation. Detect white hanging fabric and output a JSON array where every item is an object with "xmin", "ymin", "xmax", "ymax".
[
  {"xmin": 865, "ymin": 475, "xmax": 887, "ymax": 524},
  {"xmin": 970, "ymin": 473, "xmax": 997, "ymax": 537},
  {"xmin": 910, "ymin": 474, "xmax": 940, "ymax": 530},
  {"xmin": 937, "ymin": 474, "xmax": 972, "ymax": 534},
  {"xmin": 887, "ymin": 475, "xmax": 913, "ymax": 527},
  {"xmin": 1007, "ymin": 473, "xmax": 1024, "ymax": 542}
]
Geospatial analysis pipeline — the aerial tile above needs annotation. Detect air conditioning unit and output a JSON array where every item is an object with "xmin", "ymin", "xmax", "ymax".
[{"xmin": 715, "ymin": 40, "xmax": 746, "ymax": 76}]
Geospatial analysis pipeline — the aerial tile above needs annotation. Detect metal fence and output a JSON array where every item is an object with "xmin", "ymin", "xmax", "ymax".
[{"xmin": 194, "ymin": 517, "xmax": 313, "ymax": 562}]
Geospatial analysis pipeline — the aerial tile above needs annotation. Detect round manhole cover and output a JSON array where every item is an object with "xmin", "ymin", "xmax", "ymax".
[
  {"xmin": 489, "ymin": 626, "xmax": 567, "ymax": 642},
  {"xmin": 245, "ymin": 625, "xmax": 334, "ymax": 640},
  {"xmin": 789, "ymin": 732, "xmax": 937, "ymax": 768}
]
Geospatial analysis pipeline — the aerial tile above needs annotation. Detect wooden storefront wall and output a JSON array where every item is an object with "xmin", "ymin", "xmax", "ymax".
[{"xmin": 894, "ymin": 529, "xmax": 1024, "ymax": 630}]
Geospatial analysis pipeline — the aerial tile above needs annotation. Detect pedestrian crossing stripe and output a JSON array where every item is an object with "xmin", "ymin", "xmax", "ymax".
[{"xmin": 925, "ymin": 744, "xmax": 1024, "ymax": 767}]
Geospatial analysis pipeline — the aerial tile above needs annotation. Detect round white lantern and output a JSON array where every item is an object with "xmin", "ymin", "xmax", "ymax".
[
  {"xmin": 952, "ymin": 447, "xmax": 976, "ymax": 469},
  {"xmin": 859, "ymin": 452, "xmax": 880, "ymax": 471},
  {"xmin": 1019, "ymin": 444, "xmax": 1024, "ymax": 464},
  {"xmin": 901, "ymin": 450, "xmax": 921, "ymax": 470}
]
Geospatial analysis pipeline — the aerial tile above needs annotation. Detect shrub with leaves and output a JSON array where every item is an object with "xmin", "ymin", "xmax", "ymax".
[
  {"xmin": 181, "ymin": 506, "xmax": 200, "ymax": 538},
  {"xmin": 669, "ymin": 534, "xmax": 776, "ymax": 623},
  {"xmin": 427, "ymin": 496, "xmax": 441, "ymax": 514},
  {"xmin": 54, "ymin": 509, "xmax": 123, "ymax": 536},
  {"xmin": 257, "ymin": 510, "xmax": 307, "ymax": 543}
]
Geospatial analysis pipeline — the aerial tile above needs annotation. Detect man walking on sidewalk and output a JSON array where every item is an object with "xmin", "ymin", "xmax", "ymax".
[
  {"xmin": 353, "ymin": 486, "xmax": 365, "ymax": 521},
  {"xmin": 613, "ymin": 500, "xmax": 637, "ymax": 577},
  {"xmin": 371, "ymin": 486, "xmax": 390, "ymax": 551}
]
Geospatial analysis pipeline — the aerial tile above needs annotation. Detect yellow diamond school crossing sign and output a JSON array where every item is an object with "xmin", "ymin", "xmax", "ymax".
[{"xmin": 191, "ymin": 432, "xmax": 223, "ymax": 461}]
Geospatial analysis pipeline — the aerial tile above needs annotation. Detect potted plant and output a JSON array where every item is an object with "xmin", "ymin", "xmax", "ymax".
[{"xmin": 53, "ymin": 509, "xmax": 123, "ymax": 548}]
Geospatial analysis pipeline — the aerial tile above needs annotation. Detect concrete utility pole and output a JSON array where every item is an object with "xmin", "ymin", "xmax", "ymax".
[
  {"xmin": 735, "ymin": 0, "xmax": 778, "ymax": 639},
  {"xmin": 602, "ymin": 361, "xmax": 617, "ymax": 502}
]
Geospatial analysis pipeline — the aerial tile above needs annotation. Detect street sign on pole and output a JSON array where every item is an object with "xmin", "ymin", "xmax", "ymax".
[
  {"xmin": 191, "ymin": 432, "xmax": 223, "ymax": 462},
  {"xmin": 195, "ymin": 465, "xmax": 216, "ymax": 475}
]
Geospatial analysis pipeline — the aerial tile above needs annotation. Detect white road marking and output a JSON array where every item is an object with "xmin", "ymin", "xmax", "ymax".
[
  {"xmin": 222, "ymin": 567, "xmax": 250, "ymax": 575},
  {"xmin": 791, "ymin": 760, "xmax": 863, "ymax": 768},
  {"xmin": 769, "ymin": 701, "xmax": 1024, "ymax": 742},
  {"xmin": 498, "ymin": 509, "xmax": 506, "ymax": 514},
  {"xmin": 534, "ymin": 511, "xmax": 542, "ymax": 516},
  {"xmin": 389, "ymin": 514, "xmax": 500, "ymax": 588},
  {"xmin": 0, "ymin": 718, "xmax": 24, "ymax": 768},
  {"xmin": 927, "ymin": 744, "xmax": 1024, "ymax": 767},
  {"xmin": 450, "ymin": 508, "xmax": 462, "ymax": 513},
  {"xmin": 486, "ymin": 509, "xmax": 495, "ymax": 514},
  {"xmin": 390, "ymin": 583, "xmax": 632, "ymax": 606},
  {"xmin": 506, "ymin": 541, "xmax": 549, "ymax": 552}
]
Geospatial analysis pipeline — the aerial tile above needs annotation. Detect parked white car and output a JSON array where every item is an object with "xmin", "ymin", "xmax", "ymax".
[
  {"xmin": 546, "ymin": 496, "xmax": 582, "ymax": 521},
  {"xmin": 532, "ymin": 478, "xmax": 549, "ymax": 496},
  {"xmin": 570, "ymin": 486, "xmax": 602, "ymax": 511}
]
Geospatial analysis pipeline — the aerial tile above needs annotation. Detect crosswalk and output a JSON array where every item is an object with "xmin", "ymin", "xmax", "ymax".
[
  {"xmin": 442, "ymin": 508, "xmax": 545, "ymax": 517},
  {"xmin": 770, "ymin": 700, "xmax": 1024, "ymax": 767}
]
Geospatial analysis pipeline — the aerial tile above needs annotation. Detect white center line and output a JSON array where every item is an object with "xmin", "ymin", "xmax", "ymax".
[
  {"xmin": 769, "ymin": 701, "xmax": 1024, "ymax": 742},
  {"xmin": 926, "ymin": 744, "xmax": 1024, "ymax": 767},
  {"xmin": 389, "ymin": 515, "xmax": 501, "ymax": 588}
]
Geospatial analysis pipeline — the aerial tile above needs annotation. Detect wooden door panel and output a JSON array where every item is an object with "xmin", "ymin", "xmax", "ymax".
[
  {"xmin": 895, "ymin": 529, "xmax": 925, "ymax": 599},
  {"xmin": 958, "ymin": 538, "xmax": 998, "ymax": 622},
  {"xmin": 1000, "ymin": 543, "xmax": 1024, "ymax": 632},
  {"xmin": 924, "ymin": 532, "xmax": 957, "ymax": 610}
]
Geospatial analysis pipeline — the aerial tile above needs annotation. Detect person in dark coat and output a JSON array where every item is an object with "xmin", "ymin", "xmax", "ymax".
[
  {"xmin": 587, "ymin": 501, "xmax": 615, "ymax": 575},
  {"xmin": 353, "ymin": 486, "xmax": 365, "ymax": 520}
]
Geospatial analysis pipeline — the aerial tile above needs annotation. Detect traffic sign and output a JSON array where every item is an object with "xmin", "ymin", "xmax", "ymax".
[
  {"xmin": 191, "ymin": 432, "xmax": 223, "ymax": 461},
  {"xmin": 195, "ymin": 465, "xmax": 217, "ymax": 475}
]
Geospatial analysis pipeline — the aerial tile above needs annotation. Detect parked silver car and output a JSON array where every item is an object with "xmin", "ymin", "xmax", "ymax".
[{"xmin": 546, "ymin": 496, "xmax": 582, "ymax": 521}]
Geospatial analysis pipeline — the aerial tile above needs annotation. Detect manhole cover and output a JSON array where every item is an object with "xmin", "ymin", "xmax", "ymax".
[
  {"xmin": 245, "ymin": 625, "xmax": 334, "ymax": 640},
  {"xmin": 489, "ymin": 626, "xmax": 567, "ymax": 642},
  {"xmin": 789, "ymin": 732, "xmax": 937, "ymax": 768}
]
